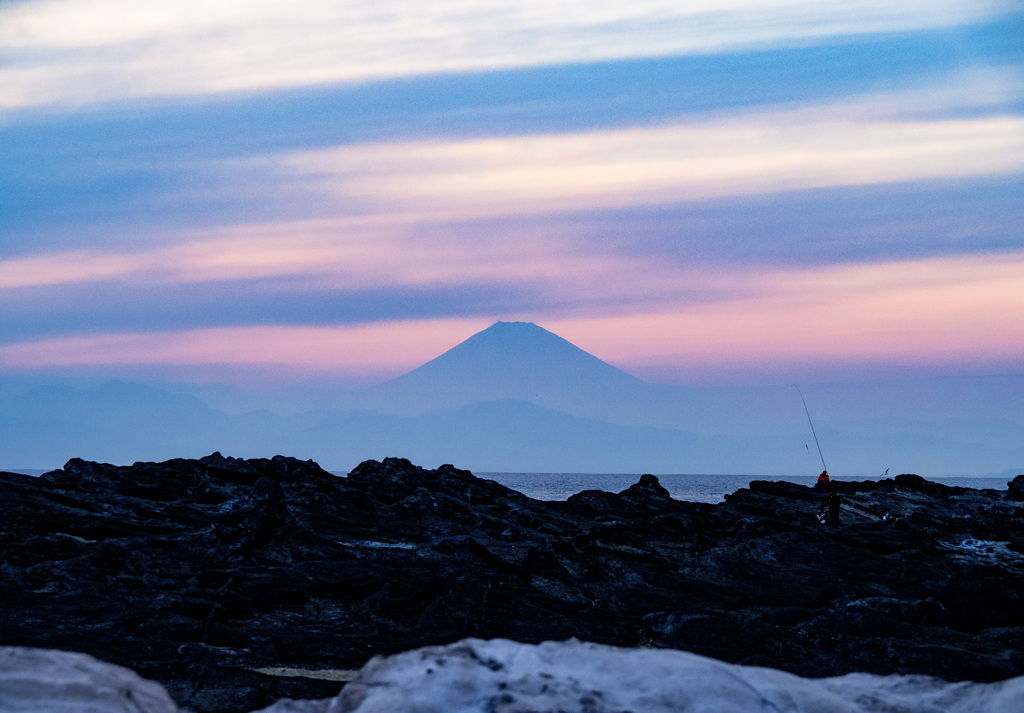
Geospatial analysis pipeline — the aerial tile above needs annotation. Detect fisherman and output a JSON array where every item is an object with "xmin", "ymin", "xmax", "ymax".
[
  {"xmin": 817, "ymin": 470, "xmax": 830, "ymax": 485},
  {"xmin": 828, "ymin": 489, "xmax": 842, "ymax": 528}
]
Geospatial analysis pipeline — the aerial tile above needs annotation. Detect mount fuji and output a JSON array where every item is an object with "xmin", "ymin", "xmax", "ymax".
[{"xmin": 359, "ymin": 321, "xmax": 648, "ymax": 414}]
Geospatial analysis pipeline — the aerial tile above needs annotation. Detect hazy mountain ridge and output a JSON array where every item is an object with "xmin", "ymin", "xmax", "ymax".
[
  {"xmin": 0, "ymin": 389, "xmax": 743, "ymax": 474},
  {"xmin": 1, "ymin": 322, "xmax": 1021, "ymax": 476},
  {"xmin": 0, "ymin": 381, "xmax": 238, "ymax": 467}
]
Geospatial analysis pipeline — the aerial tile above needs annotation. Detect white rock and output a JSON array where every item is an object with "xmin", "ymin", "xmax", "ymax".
[
  {"xmin": 250, "ymin": 700, "xmax": 333, "ymax": 713},
  {"xmin": 0, "ymin": 647, "xmax": 179, "ymax": 713},
  {"xmin": 326, "ymin": 638, "xmax": 1024, "ymax": 713},
  {"xmin": 6, "ymin": 640, "xmax": 1023, "ymax": 713}
]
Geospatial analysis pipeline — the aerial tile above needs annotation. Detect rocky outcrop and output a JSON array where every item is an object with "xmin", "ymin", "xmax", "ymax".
[
  {"xmin": 2, "ymin": 455, "xmax": 1023, "ymax": 712},
  {"xmin": 1008, "ymin": 473, "xmax": 1024, "ymax": 501}
]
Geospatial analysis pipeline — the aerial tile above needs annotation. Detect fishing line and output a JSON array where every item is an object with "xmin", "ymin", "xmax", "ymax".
[{"xmin": 795, "ymin": 385, "xmax": 827, "ymax": 472}]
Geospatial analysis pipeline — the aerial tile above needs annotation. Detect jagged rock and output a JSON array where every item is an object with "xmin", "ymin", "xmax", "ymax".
[
  {"xmin": 621, "ymin": 472, "xmax": 671, "ymax": 498},
  {"xmin": 1008, "ymin": 474, "xmax": 1024, "ymax": 501},
  {"xmin": 894, "ymin": 472, "xmax": 939, "ymax": 494},
  {"xmin": 330, "ymin": 638, "xmax": 1024, "ymax": 713},
  {"xmin": 0, "ymin": 646, "xmax": 179, "ymax": 713},
  {"xmin": 2, "ymin": 456, "xmax": 1024, "ymax": 713}
]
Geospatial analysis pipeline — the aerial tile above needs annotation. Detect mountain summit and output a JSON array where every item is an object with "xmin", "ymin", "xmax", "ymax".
[
  {"xmin": 404, "ymin": 321, "xmax": 637, "ymax": 383},
  {"xmin": 363, "ymin": 321, "xmax": 644, "ymax": 413}
]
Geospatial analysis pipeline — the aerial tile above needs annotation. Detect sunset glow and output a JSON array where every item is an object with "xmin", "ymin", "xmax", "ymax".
[
  {"xmin": 3, "ymin": 252, "xmax": 1021, "ymax": 386},
  {"xmin": 2, "ymin": 0, "xmax": 1021, "ymax": 388},
  {"xmin": 0, "ymin": 320, "xmax": 484, "ymax": 379}
]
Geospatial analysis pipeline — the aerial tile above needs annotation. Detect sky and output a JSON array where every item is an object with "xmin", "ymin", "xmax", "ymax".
[{"xmin": 2, "ymin": 0, "xmax": 1023, "ymax": 391}]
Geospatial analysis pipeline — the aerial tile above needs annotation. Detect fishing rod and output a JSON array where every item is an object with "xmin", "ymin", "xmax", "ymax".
[{"xmin": 794, "ymin": 385, "xmax": 827, "ymax": 472}]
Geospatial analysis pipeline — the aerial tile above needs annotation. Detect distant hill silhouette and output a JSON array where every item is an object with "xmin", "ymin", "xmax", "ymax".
[
  {"xmin": 1, "ymin": 323, "xmax": 1022, "ymax": 476},
  {"xmin": 0, "ymin": 381, "xmax": 234, "ymax": 466}
]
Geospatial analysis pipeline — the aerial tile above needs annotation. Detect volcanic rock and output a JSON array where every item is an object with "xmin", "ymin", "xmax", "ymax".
[
  {"xmin": 1007, "ymin": 473, "xmax": 1024, "ymax": 501},
  {"xmin": 2, "ymin": 455, "xmax": 1023, "ymax": 712}
]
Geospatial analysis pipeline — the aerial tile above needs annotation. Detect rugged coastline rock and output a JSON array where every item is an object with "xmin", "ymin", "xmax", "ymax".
[{"xmin": 1, "ymin": 455, "xmax": 1023, "ymax": 712}]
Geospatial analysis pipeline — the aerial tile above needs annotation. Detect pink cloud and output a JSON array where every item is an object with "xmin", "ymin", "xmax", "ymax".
[
  {"xmin": 2, "ymin": 253, "xmax": 1020, "ymax": 385},
  {"xmin": 549, "ymin": 253, "xmax": 1024, "ymax": 380},
  {"xmin": 0, "ymin": 320, "xmax": 489, "ymax": 382}
]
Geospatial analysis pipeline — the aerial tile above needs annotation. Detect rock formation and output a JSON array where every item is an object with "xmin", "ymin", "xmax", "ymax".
[{"xmin": 1, "ymin": 456, "xmax": 1023, "ymax": 712}]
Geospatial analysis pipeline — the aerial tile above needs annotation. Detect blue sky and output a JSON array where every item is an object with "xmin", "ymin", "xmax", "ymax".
[{"xmin": 1, "ymin": 1, "xmax": 1022, "ymax": 388}]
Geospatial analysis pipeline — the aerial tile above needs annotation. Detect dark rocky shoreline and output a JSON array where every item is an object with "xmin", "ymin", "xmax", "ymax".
[{"xmin": 2, "ymin": 455, "xmax": 1023, "ymax": 712}]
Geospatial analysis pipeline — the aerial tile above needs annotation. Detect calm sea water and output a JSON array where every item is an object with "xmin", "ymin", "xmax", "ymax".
[
  {"xmin": 477, "ymin": 473, "xmax": 1011, "ymax": 504},
  {"xmin": 3, "ymin": 468, "xmax": 1009, "ymax": 505}
]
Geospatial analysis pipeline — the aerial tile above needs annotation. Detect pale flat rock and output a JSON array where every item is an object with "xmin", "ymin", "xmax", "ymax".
[
  {"xmin": 6, "ymin": 640, "xmax": 1023, "ymax": 713},
  {"xmin": 328, "ymin": 638, "xmax": 1024, "ymax": 713},
  {"xmin": 249, "ymin": 700, "xmax": 332, "ymax": 713},
  {"xmin": 0, "ymin": 647, "xmax": 179, "ymax": 713}
]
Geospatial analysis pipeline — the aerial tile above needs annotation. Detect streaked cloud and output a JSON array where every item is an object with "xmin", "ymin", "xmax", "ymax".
[
  {"xmin": 2, "ymin": 83, "xmax": 1022, "ymax": 368},
  {"xmin": 0, "ymin": 217, "xmax": 633, "ymax": 292},
  {"xmin": 0, "ymin": 0, "xmax": 1013, "ymax": 109},
  {"xmin": 259, "ymin": 108, "xmax": 1024, "ymax": 220},
  {"xmin": 4, "ymin": 29, "xmax": 1019, "ymax": 243}
]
